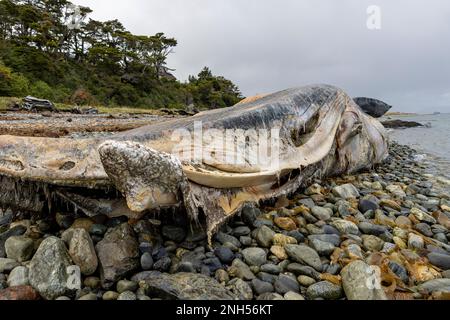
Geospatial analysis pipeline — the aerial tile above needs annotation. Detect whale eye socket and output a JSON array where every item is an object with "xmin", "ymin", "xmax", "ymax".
[{"xmin": 59, "ymin": 161, "xmax": 76, "ymax": 171}]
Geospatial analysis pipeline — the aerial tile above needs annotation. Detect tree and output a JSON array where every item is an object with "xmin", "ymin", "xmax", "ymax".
[
  {"xmin": 187, "ymin": 67, "xmax": 243, "ymax": 109},
  {"xmin": 0, "ymin": 0, "xmax": 243, "ymax": 109}
]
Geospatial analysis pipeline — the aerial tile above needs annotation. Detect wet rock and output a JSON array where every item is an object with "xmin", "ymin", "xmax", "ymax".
[
  {"xmin": 272, "ymin": 234, "xmax": 297, "ymax": 246},
  {"xmin": 71, "ymin": 218, "xmax": 94, "ymax": 232},
  {"xmin": 332, "ymin": 184, "xmax": 360, "ymax": 199},
  {"xmin": 84, "ymin": 276, "xmax": 101, "ymax": 289},
  {"xmin": 29, "ymin": 237, "xmax": 73, "ymax": 300},
  {"xmin": 0, "ymin": 258, "xmax": 20, "ymax": 273},
  {"xmin": 154, "ymin": 256, "xmax": 171, "ymax": 272},
  {"xmin": 408, "ymin": 233, "xmax": 424, "ymax": 250},
  {"xmin": 410, "ymin": 208, "xmax": 436, "ymax": 224},
  {"xmin": 78, "ymin": 293, "xmax": 98, "ymax": 300},
  {"xmin": 117, "ymin": 280, "xmax": 138, "ymax": 293},
  {"xmin": 242, "ymin": 248, "xmax": 267, "ymax": 267},
  {"xmin": 274, "ymin": 274, "xmax": 300, "ymax": 294},
  {"xmin": 256, "ymin": 292, "xmax": 284, "ymax": 300},
  {"xmin": 274, "ymin": 217, "xmax": 297, "ymax": 231},
  {"xmin": 203, "ymin": 257, "xmax": 222, "ymax": 273},
  {"xmin": 309, "ymin": 238, "xmax": 335, "ymax": 256},
  {"xmin": 61, "ymin": 228, "xmax": 98, "ymax": 276},
  {"xmin": 176, "ymin": 261, "xmax": 196, "ymax": 273},
  {"xmin": 362, "ymin": 235, "xmax": 385, "ymax": 252},
  {"xmin": 141, "ymin": 252, "xmax": 154, "ymax": 270},
  {"xmin": 56, "ymin": 213, "xmax": 74, "ymax": 230},
  {"xmin": 288, "ymin": 230, "xmax": 305, "ymax": 243},
  {"xmin": 359, "ymin": 199, "xmax": 379, "ymax": 213},
  {"xmin": 311, "ymin": 207, "xmax": 332, "ymax": 221},
  {"xmin": 395, "ymin": 216, "xmax": 412, "ymax": 229},
  {"xmin": 0, "ymin": 286, "xmax": 40, "ymax": 300},
  {"xmin": 215, "ymin": 247, "xmax": 235, "ymax": 264},
  {"xmin": 285, "ymin": 244, "xmax": 322, "ymax": 271},
  {"xmin": 117, "ymin": 291, "xmax": 137, "ymax": 300},
  {"xmin": 330, "ymin": 219, "xmax": 359, "ymax": 235},
  {"xmin": 306, "ymin": 281, "xmax": 343, "ymax": 300},
  {"xmin": 260, "ymin": 264, "xmax": 282, "ymax": 275},
  {"xmin": 341, "ymin": 260, "xmax": 387, "ymax": 300},
  {"xmin": 95, "ymin": 223, "xmax": 139, "ymax": 288},
  {"xmin": 297, "ymin": 275, "xmax": 316, "ymax": 287},
  {"xmin": 140, "ymin": 271, "xmax": 237, "ymax": 300},
  {"xmin": 7, "ymin": 266, "xmax": 29, "ymax": 287},
  {"xmin": 5, "ymin": 236, "xmax": 34, "ymax": 263},
  {"xmin": 297, "ymin": 198, "xmax": 316, "ymax": 209},
  {"xmin": 241, "ymin": 206, "xmax": 261, "ymax": 226},
  {"xmin": 89, "ymin": 224, "xmax": 107, "ymax": 237},
  {"xmin": 414, "ymin": 279, "xmax": 450, "ymax": 294},
  {"xmin": 414, "ymin": 223, "xmax": 433, "ymax": 237},
  {"xmin": 215, "ymin": 269, "xmax": 229, "ymax": 284},
  {"xmin": 386, "ymin": 184, "xmax": 406, "ymax": 199},
  {"xmin": 380, "ymin": 199, "xmax": 402, "ymax": 211},
  {"xmin": 162, "ymin": 226, "xmax": 186, "ymax": 243},
  {"xmin": 216, "ymin": 232, "xmax": 241, "ymax": 248},
  {"xmin": 353, "ymin": 97, "xmax": 392, "ymax": 118},
  {"xmin": 228, "ymin": 259, "xmax": 255, "ymax": 280},
  {"xmin": 284, "ymin": 291, "xmax": 305, "ymax": 300},
  {"xmin": 308, "ymin": 234, "xmax": 341, "ymax": 247},
  {"xmin": 233, "ymin": 226, "xmax": 251, "ymax": 237},
  {"xmin": 270, "ymin": 246, "xmax": 288, "ymax": 260},
  {"xmin": 427, "ymin": 252, "xmax": 450, "ymax": 270},
  {"xmin": 239, "ymin": 236, "xmax": 252, "ymax": 246},
  {"xmin": 254, "ymin": 226, "xmax": 275, "ymax": 248},
  {"xmin": 227, "ymin": 278, "xmax": 253, "ymax": 300},
  {"xmin": 305, "ymin": 183, "xmax": 323, "ymax": 196},
  {"xmin": 388, "ymin": 261, "xmax": 409, "ymax": 284}
]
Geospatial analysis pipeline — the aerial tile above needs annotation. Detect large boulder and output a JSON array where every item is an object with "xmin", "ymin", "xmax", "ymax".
[
  {"xmin": 95, "ymin": 223, "xmax": 139, "ymax": 288},
  {"xmin": 28, "ymin": 237, "xmax": 73, "ymax": 300},
  {"xmin": 354, "ymin": 97, "xmax": 392, "ymax": 118},
  {"xmin": 137, "ymin": 271, "xmax": 237, "ymax": 300}
]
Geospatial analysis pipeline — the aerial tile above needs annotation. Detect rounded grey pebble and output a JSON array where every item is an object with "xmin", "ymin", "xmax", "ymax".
[
  {"xmin": 274, "ymin": 274, "xmax": 300, "ymax": 294},
  {"xmin": 117, "ymin": 280, "xmax": 138, "ymax": 293},
  {"xmin": 140, "ymin": 252, "xmax": 154, "ymax": 270},
  {"xmin": 117, "ymin": 291, "xmax": 137, "ymax": 300}
]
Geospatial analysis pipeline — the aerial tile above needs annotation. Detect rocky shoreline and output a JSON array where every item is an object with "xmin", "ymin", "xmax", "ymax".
[{"xmin": 0, "ymin": 142, "xmax": 449, "ymax": 300}]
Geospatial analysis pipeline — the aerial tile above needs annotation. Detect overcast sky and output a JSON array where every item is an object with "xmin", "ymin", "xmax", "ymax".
[{"xmin": 73, "ymin": 0, "xmax": 450, "ymax": 113}]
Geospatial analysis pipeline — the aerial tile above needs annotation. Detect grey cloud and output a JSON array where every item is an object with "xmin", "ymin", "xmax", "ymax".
[{"xmin": 73, "ymin": 0, "xmax": 450, "ymax": 113}]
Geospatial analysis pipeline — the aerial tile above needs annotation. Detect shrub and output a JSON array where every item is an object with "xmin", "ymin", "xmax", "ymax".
[
  {"xmin": 29, "ymin": 80, "xmax": 54, "ymax": 100},
  {"xmin": 70, "ymin": 88, "xmax": 97, "ymax": 106}
]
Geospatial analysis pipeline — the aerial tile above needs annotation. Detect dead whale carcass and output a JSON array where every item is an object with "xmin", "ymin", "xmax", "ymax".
[{"xmin": 0, "ymin": 85, "xmax": 389, "ymax": 242}]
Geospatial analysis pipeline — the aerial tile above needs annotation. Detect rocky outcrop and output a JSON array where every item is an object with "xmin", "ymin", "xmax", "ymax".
[
  {"xmin": 354, "ymin": 97, "xmax": 392, "ymax": 118},
  {"xmin": 381, "ymin": 119, "xmax": 423, "ymax": 129}
]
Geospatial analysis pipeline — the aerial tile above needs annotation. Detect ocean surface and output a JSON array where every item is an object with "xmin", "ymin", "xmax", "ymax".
[{"xmin": 387, "ymin": 113, "xmax": 450, "ymax": 183}]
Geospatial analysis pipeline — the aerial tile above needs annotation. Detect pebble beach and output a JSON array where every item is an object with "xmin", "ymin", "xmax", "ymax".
[{"xmin": 1, "ymin": 141, "xmax": 450, "ymax": 301}]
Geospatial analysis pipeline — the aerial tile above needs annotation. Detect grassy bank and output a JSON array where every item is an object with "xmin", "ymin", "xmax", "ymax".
[{"xmin": 0, "ymin": 96, "xmax": 163, "ymax": 115}]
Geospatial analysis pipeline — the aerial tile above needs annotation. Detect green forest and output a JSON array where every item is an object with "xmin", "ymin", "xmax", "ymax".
[{"xmin": 0, "ymin": 0, "xmax": 243, "ymax": 109}]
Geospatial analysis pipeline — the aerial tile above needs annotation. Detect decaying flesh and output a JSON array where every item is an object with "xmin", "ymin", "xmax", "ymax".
[{"xmin": 0, "ymin": 85, "xmax": 389, "ymax": 242}]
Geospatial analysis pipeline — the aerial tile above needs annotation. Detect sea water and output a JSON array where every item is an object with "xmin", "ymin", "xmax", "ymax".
[{"xmin": 388, "ymin": 113, "xmax": 450, "ymax": 190}]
